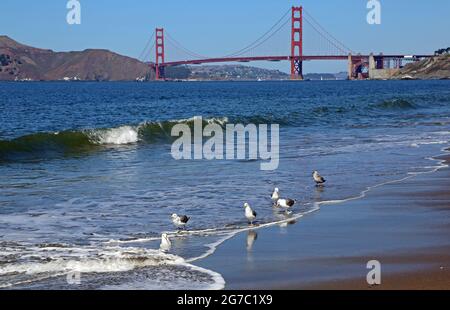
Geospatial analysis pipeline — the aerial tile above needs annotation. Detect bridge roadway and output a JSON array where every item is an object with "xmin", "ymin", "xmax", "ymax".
[{"xmin": 157, "ymin": 54, "xmax": 433, "ymax": 67}]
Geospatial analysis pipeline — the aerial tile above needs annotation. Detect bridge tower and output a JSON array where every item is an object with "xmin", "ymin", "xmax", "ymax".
[
  {"xmin": 291, "ymin": 6, "xmax": 303, "ymax": 80},
  {"xmin": 155, "ymin": 28, "xmax": 165, "ymax": 80}
]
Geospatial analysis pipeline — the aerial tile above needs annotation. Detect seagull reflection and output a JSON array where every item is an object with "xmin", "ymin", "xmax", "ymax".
[
  {"xmin": 315, "ymin": 185, "xmax": 325, "ymax": 195},
  {"xmin": 246, "ymin": 230, "xmax": 258, "ymax": 251},
  {"xmin": 279, "ymin": 219, "xmax": 297, "ymax": 228},
  {"xmin": 171, "ymin": 234, "xmax": 189, "ymax": 248},
  {"xmin": 313, "ymin": 185, "xmax": 325, "ymax": 204},
  {"xmin": 273, "ymin": 211, "xmax": 297, "ymax": 228}
]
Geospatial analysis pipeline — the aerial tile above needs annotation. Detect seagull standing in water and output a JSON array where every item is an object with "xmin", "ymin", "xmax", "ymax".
[
  {"xmin": 244, "ymin": 203, "xmax": 257, "ymax": 225},
  {"xmin": 271, "ymin": 188, "xmax": 280, "ymax": 201},
  {"xmin": 276, "ymin": 198, "xmax": 296, "ymax": 209},
  {"xmin": 160, "ymin": 233, "xmax": 171, "ymax": 251},
  {"xmin": 171, "ymin": 214, "xmax": 190, "ymax": 230},
  {"xmin": 313, "ymin": 171, "xmax": 326, "ymax": 186}
]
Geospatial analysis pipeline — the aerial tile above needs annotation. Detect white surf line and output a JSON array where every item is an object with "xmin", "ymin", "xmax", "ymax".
[
  {"xmin": 184, "ymin": 233, "xmax": 237, "ymax": 264},
  {"xmin": 104, "ymin": 227, "xmax": 226, "ymax": 245}
]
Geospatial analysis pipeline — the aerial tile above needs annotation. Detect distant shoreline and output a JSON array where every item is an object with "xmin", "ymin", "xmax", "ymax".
[
  {"xmin": 2, "ymin": 78, "xmax": 450, "ymax": 83},
  {"xmin": 2, "ymin": 35, "xmax": 449, "ymax": 82}
]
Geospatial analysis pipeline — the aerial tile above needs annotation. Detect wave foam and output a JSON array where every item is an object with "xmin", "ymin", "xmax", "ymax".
[
  {"xmin": 88, "ymin": 126, "xmax": 139, "ymax": 145},
  {"xmin": 0, "ymin": 245, "xmax": 225, "ymax": 290}
]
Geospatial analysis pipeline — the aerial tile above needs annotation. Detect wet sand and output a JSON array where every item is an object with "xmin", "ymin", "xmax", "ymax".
[
  {"xmin": 197, "ymin": 152, "xmax": 450, "ymax": 290},
  {"xmin": 304, "ymin": 264, "xmax": 450, "ymax": 290}
]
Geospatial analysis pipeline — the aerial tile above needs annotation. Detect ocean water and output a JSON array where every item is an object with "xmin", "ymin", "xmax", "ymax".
[{"xmin": 0, "ymin": 80, "xmax": 449, "ymax": 289}]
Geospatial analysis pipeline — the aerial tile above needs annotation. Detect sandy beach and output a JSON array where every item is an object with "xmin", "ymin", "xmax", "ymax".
[{"xmin": 197, "ymin": 151, "xmax": 450, "ymax": 290}]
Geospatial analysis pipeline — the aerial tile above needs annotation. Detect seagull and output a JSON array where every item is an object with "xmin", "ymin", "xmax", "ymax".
[
  {"xmin": 244, "ymin": 203, "xmax": 257, "ymax": 225},
  {"xmin": 160, "ymin": 233, "xmax": 171, "ymax": 251},
  {"xmin": 171, "ymin": 213, "xmax": 190, "ymax": 230},
  {"xmin": 313, "ymin": 171, "xmax": 326, "ymax": 186},
  {"xmin": 276, "ymin": 198, "xmax": 296, "ymax": 209},
  {"xmin": 271, "ymin": 188, "xmax": 280, "ymax": 201}
]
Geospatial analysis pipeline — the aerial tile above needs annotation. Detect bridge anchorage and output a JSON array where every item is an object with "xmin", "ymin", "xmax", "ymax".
[{"xmin": 146, "ymin": 5, "xmax": 433, "ymax": 81}]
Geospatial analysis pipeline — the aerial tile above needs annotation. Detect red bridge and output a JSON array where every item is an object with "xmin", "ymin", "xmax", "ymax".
[{"xmin": 139, "ymin": 6, "xmax": 433, "ymax": 80}]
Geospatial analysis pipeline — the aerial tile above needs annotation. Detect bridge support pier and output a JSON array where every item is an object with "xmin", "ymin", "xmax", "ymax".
[
  {"xmin": 291, "ymin": 59, "xmax": 303, "ymax": 80},
  {"xmin": 348, "ymin": 54, "xmax": 353, "ymax": 80},
  {"xmin": 155, "ymin": 65, "xmax": 165, "ymax": 81},
  {"xmin": 369, "ymin": 53, "xmax": 376, "ymax": 72},
  {"xmin": 348, "ymin": 54, "xmax": 368, "ymax": 80}
]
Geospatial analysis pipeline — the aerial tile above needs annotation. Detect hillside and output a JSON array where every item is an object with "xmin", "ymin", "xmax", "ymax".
[
  {"xmin": 183, "ymin": 65, "xmax": 289, "ymax": 81},
  {"xmin": 0, "ymin": 36, "xmax": 153, "ymax": 81},
  {"xmin": 303, "ymin": 72, "xmax": 348, "ymax": 80},
  {"xmin": 166, "ymin": 65, "xmax": 350, "ymax": 81},
  {"xmin": 393, "ymin": 55, "xmax": 450, "ymax": 80}
]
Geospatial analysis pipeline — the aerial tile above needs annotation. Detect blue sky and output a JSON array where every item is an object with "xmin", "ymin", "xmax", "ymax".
[{"xmin": 1, "ymin": 0, "xmax": 449, "ymax": 73}]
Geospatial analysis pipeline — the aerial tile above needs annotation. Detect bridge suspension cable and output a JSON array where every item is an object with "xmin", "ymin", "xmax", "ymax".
[
  {"xmin": 161, "ymin": 7, "xmax": 292, "ymax": 61},
  {"xmin": 165, "ymin": 31, "xmax": 209, "ymax": 59},
  {"xmin": 221, "ymin": 8, "xmax": 291, "ymax": 58},
  {"xmin": 138, "ymin": 32, "xmax": 155, "ymax": 62},
  {"xmin": 303, "ymin": 9, "xmax": 354, "ymax": 55}
]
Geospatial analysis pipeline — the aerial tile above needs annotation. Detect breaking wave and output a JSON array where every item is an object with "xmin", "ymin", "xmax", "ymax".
[{"xmin": 0, "ymin": 117, "xmax": 229, "ymax": 161}]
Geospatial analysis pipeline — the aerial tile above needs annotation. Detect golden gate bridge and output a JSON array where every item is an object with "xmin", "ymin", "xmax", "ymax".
[{"xmin": 138, "ymin": 6, "xmax": 432, "ymax": 80}]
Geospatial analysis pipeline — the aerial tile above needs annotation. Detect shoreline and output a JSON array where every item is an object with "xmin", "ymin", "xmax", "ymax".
[
  {"xmin": 2, "ymin": 79, "xmax": 449, "ymax": 83},
  {"xmin": 196, "ymin": 149, "xmax": 450, "ymax": 290}
]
